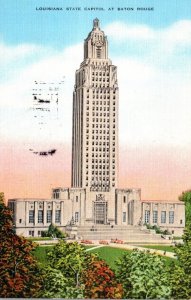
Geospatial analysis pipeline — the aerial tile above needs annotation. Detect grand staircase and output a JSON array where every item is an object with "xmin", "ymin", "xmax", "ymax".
[{"xmin": 70, "ymin": 225, "xmax": 172, "ymax": 245}]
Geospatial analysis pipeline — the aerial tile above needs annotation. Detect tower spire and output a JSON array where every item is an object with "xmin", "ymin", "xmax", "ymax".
[{"xmin": 93, "ymin": 18, "xmax": 100, "ymax": 29}]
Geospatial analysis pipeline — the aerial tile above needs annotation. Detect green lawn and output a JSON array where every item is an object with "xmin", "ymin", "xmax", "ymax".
[
  {"xmin": 27, "ymin": 237, "xmax": 53, "ymax": 241},
  {"xmin": 33, "ymin": 245, "xmax": 54, "ymax": 266},
  {"xmin": 33, "ymin": 244, "xmax": 175, "ymax": 269},
  {"xmin": 88, "ymin": 246, "xmax": 131, "ymax": 270},
  {"xmin": 138, "ymin": 245, "xmax": 175, "ymax": 253}
]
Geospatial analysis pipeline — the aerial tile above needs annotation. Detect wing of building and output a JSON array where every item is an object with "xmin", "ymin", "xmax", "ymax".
[{"xmin": 8, "ymin": 19, "xmax": 185, "ymax": 240}]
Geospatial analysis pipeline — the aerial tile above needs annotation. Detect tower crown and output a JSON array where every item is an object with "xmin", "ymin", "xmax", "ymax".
[{"xmin": 84, "ymin": 19, "xmax": 108, "ymax": 60}]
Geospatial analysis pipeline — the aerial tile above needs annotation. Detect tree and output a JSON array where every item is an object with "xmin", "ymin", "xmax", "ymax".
[
  {"xmin": 42, "ymin": 223, "xmax": 66, "ymax": 238},
  {"xmin": 47, "ymin": 241, "xmax": 90, "ymax": 286},
  {"xmin": 116, "ymin": 249, "xmax": 171, "ymax": 299},
  {"xmin": 82, "ymin": 259, "xmax": 123, "ymax": 299},
  {"xmin": 179, "ymin": 190, "xmax": 191, "ymax": 225},
  {"xmin": 40, "ymin": 241, "xmax": 94, "ymax": 298},
  {"xmin": 0, "ymin": 193, "xmax": 43, "ymax": 297},
  {"xmin": 170, "ymin": 224, "xmax": 191, "ymax": 298},
  {"xmin": 41, "ymin": 266, "xmax": 84, "ymax": 298}
]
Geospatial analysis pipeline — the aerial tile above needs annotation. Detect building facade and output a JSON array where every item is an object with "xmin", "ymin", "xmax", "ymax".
[{"xmin": 8, "ymin": 19, "xmax": 185, "ymax": 238}]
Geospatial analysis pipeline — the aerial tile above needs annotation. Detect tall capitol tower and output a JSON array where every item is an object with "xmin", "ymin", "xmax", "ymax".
[
  {"xmin": 54, "ymin": 19, "xmax": 141, "ymax": 227},
  {"xmin": 72, "ymin": 18, "xmax": 118, "ymax": 192}
]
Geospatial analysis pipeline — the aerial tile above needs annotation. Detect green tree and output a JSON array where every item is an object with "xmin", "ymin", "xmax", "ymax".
[
  {"xmin": 0, "ymin": 193, "xmax": 42, "ymax": 297},
  {"xmin": 116, "ymin": 249, "xmax": 171, "ymax": 299},
  {"xmin": 179, "ymin": 190, "xmax": 191, "ymax": 225},
  {"xmin": 170, "ymin": 224, "xmax": 191, "ymax": 298},
  {"xmin": 41, "ymin": 266, "xmax": 84, "ymax": 298},
  {"xmin": 47, "ymin": 241, "xmax": 90, "ymax": 286},
  {"xmin": 40, "ymin": 241, "xmax": 94, "ymax": 298},
  {"xmin": 42, "ymin": 223, "xmax": 66, "ymax": 238}
]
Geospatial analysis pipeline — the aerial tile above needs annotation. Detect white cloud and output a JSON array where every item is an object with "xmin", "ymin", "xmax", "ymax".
[
  {"xmin": 105, "ymin": 20, "xmax": 191, "ymax": 43},
  {"xmin": 163, "ymin": 20, "xmax": 191, "ymax": 45},
  {"xmin": 0, "ymin": 43, "xmax": 41, "ymax": 63},
  {"xmin": 104, "ymin": 22, "xmax": 154, "ymax": 41}
]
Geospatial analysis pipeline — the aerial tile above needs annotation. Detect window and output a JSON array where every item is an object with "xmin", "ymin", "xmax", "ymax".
[
  {"xmin": 55, "ymin": 210, "xmax": 61, "ymax": 223},
  {"xmin": 161, "ymin": 211, "xmax": 166, "ymax": 223},
  {"xmin": 169, "ymin": 211, "xmax": 174, "ymax": 224},
  {"xmin": 19, "ymin": 219, "xmax": 22, "ymax": 223},
  {"xmin": 75, "ymin": 212, "xmax": 79, "ymax": 223},
  {"xmin": 47, "ymin": 210, "xmax": 52, "ymax": 223},
  {"xmin": 38, "ymin": 210, "xmax": 43, "ymax": 223},
  {"xmin": 153, "ymin": 210, "xmax": 158, "ymax": 223},
  {"xmin": 29, "ymin": 210, "xmax": 34, "ymax": 223},
  {"xmin": 29, "ymin": 230, "xmax": 34, "ymax": 237},
  {"xmin": 76, "ymin": 196, "xmax": 79, "ymax": 202},
  {"xmin": 123, "ymin": 212, "xmax": 126, "ymax": 222},
  {"xmin": 144, "ymin": 210, "xmax": 150, "ymax": 223}
]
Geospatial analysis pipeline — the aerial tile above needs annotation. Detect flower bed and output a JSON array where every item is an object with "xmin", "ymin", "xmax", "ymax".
[
  {"xmin": 80, "ymin": 239, "xmax": 93, "ymax": 244},
  {"xmin": 111, "ymin": 238, "xmax": 124, "ymax": 244},
  {"xmin": 99, "ymin": 240, "xmax": 109, "ymax": 245}
]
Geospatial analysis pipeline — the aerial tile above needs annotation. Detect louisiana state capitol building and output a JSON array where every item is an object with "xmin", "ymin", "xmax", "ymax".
[
  {"xmin": 8, "ymin": 19, "xmax": 185, "ymax": 239},
  {"xmin": 70, "ymin": 18, "xmax": 142, "ymax": 227}
]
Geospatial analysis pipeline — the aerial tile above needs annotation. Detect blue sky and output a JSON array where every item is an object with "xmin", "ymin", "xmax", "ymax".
[{"xmin": 1, "ymin": 0, "xmax": 191, "ymax": 48}]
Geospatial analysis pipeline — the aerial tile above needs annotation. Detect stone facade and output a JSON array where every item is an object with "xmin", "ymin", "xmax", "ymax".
[
  {"xmin": 142, "ymin": 201, "xmax": 185, "ymax": 236},
  {"xmin": 8, "ymin": 19, "xmax": 185, "ymax": 238},
  {"xmin": 8, "ymin": 195, "xmax": 184, "ymax": 237}
]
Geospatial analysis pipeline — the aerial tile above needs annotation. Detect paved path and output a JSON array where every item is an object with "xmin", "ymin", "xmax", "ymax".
[
  {"xmin": 108, "ymin": 243, "xmax": 176, "ymax": 259},
  {"xmin": 85, "ymin": 245, "xmax": 104, "ymax": 252}
]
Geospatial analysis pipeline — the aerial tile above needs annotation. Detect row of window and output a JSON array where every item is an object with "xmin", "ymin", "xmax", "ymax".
[
  {"xmin": 86, "ymin": 116, "xmax": 114, "ymax": 122},
  {"xmin": 90, "ymin": 171, "xmax": 115, "ymax": 175},
  {"xmin": 90, "ymin": 175, "xmax": 115, "ymax": 180},
  {"xmin": 87, "ymin": 103, "xmax": 116, "ymax": 110},
  {"xmin": 144, "ymin": 210, "xmax": 175, "ymax": 224},
  {"xmin": 91, "ymin": 165, "xmax": 115, "ymax": 170},
  {"xmin": 92, "ymin": 72, "xmax": 109, "ymax": 77},
  {"xmin": 91, "ymin": 129, "xmax": 116, "ymax": 134},
  {"xmin": 89, "ymin": 142, "xmax": 115, "ymax": 148},
  {"xmin": 29, "ymin": 210, "xmax": 61, "ymax": 224},
  {"xmin": 87, "ymin": 89, "xmax": 116, "ymax": 95},
  {"xmin": 90, "ymin": 147, "xmax": 116, "ymax": 152},
  {"xmin": 89, "ymin": 95, "xmax": 116, "ymax": 100},
  {"xmin": 87, "ymin": 136, "xmax": 112, "ymax": 142},
  {"xmin": 87, "ymin": 101, "xmax": 112, "ymax": 106},
  {"xmin": 86, "ymin": 146, "xmax": 115, "ymax": 152},
  {"xmin": 92, "ymin": 83, "xmax": 110, "ymax": 88},
  {"xmin": 91, "ymin": 158, "xmax": 115, "ymax": 163},
  {"xmin": 92, "ymin": 77, "xmax": 109, "ymax": 82},
  {"xmin": 87, "ymin": 112, "xmax": 115, "ymax": 116},
  {"xmin": 91, "ymin": 153, "xmax": 115, "ymax": 158},
  {"xmin": 86, "ymin": 123, "xmax": 115, "ymax": 128}
]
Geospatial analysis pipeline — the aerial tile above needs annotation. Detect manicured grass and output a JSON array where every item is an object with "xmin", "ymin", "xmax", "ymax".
[
  {"xmin": 138, "ymin": 245, "xmax": 175, "ymax": 253},
  {"xmin": 27, "ymin": 237, "xmax": 53, "ymax": 241},
  {"xmin": 32, "ymin": 245, "xmax": 54, "ymax": 266},
  {"xmin": 88, "ymin": 246, "xmax": 131, "ymax": 270},
  {"xmin": 33, "ymin": 244, "xmax": 176, "ymax": 269}
]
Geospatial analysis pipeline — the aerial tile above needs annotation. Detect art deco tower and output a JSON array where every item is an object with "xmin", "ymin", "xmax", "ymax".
[{"xmin": 72, "ymin": 18, "xmax": 119, "ymax": 192}]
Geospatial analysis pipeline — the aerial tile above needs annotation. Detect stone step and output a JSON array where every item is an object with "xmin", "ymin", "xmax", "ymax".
[{"xmin": 67, "ymin": 225, "xmax": 170, "ymax": 243}]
